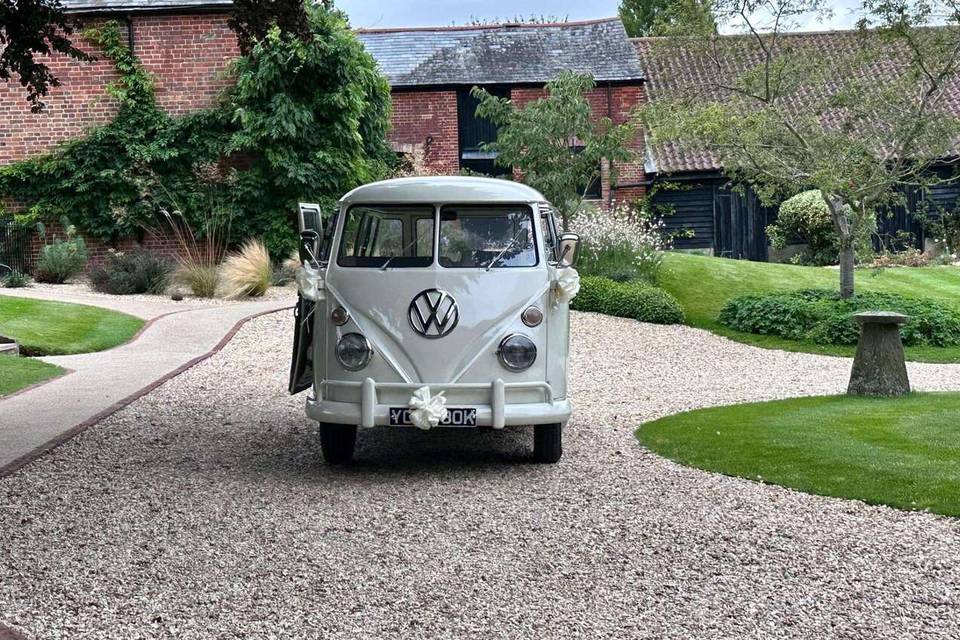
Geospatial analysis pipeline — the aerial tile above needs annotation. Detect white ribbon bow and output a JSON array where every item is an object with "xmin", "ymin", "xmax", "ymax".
[
  {"xmin": 552, "ymin": 266, "xmax": 581, "ymax": 307},
  {"xmin": 408, "ymin": 386, "xmax": 448, "ymax": 430},
  {"xmin": 295, "ymin": 262, "xmax": 325, "ymax": 302}
]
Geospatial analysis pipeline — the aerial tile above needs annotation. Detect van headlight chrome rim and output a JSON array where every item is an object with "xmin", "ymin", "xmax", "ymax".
[
  {"xmin": 336, "ymin": 333, "xmax": 373, "ymax": 371},
  {"xmin": 497, "ymin": 334, "xmax": 537, "ymax": 371}
]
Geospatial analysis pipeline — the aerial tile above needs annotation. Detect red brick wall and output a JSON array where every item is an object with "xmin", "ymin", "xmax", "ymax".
[
  {"xmin": 0, "ymin": 13, "xmax": 239, "ymax": 166},
  {"xmin": 388, "ymin": 90, "xmax": 460, "ymax": 174},
  {"xmin": 28, "ymin": 220, "xmax": 183, "ymax": 271},
  {"xmin": 0, "ymin": 12, "xmax": 239, "ymax": 269}
]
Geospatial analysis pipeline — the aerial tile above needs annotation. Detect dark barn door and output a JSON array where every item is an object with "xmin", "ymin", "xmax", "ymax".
[
  {"xmin": 714, "ymin": 188, "xmax": 774, "ymax": 261},
  {"xmin": 457, "ymin": 87, "xmax": 510, "ymax": 176}
]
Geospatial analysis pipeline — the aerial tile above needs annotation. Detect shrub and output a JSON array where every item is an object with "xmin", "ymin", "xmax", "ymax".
[
  {"xmin": 35, "ymin": 222, "xmax": 88, "ymax": 283},
  {"xmin": 175, "ymin": 263, "xmax": 220, "ymax": 298},
  {"xmin": 571, "ymin": 203, "xmax": 669, "ymax": 283},
  {"xmin": 719, "ymin": 288, "xmax": 960, "ymax": 347},
  {"xmin": 571, "ymin": 276, "xmax": 685, "ymax": 325},
  {"xmin": 1, "ymin": 270, "xmax": 30, "ymax": 288},
  {"xmin": 870, "ymin": 247, "xmax": 930, "ymax": 268},
  {"xmin": 220, "ymin": 239, "xmax": 272, "ymax": 299},
  {"xmin": 157, "ymin": 205, "xmax": 230, "ymax": 299},
  {"xmin": 88, "ymin": 250, "xmax": 172, "ymax": 295},
  {"xmin": 767, "ymin": 190, "xmax": 874, "ymax": 266}
]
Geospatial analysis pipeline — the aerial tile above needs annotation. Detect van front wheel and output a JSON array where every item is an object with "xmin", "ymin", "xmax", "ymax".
[
  {"xmin": 533, "ymin": 423, "xmax": 562, "ymax": 463},
  {"xmin": 319, "ymin": 423, "xmax": 357, "ymax": 465}
]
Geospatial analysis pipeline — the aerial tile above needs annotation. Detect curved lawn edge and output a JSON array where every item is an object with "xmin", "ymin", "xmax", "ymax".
[
  {"xmin": 658, "ymin": 253, "xmax": 960, "ymax": 364},
  {"xmin": 0, "ymin": 295, "xmax": 144, "ymax": 356},
  {"xmin": 636, "ymin": 393, "xmax": 960, "ymax": 517},
  {"xmin": 0, "ymin": 358, "xmax": 66, "ymax": 398}
]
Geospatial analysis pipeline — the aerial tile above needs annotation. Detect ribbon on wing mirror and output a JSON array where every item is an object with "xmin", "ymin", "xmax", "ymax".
[{"xmin": 550, "ymin": 265, "xmax": 581, "ymax": 308}]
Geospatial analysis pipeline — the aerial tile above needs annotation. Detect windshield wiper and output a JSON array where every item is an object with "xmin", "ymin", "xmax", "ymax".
[
  {"xmin": 485, "ymin": 228, "xmax": 527, "ymax": 272},
  {"xmin": 381, "ymin": 232, "xmax": 426, "ymax": 271}
]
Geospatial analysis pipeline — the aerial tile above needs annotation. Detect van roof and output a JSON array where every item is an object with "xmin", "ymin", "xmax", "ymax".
[{"xmin": 339, "ymin": 177, "xmax": 547, "ymax": 205}]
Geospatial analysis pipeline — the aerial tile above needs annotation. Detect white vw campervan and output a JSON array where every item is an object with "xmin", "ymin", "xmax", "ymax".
[{"xmin": 289, "ymin": 177, "xmax": 580, "ymax": 464}]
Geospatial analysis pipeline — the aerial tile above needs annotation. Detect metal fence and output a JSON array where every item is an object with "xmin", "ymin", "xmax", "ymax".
[{"xmin": 0, "ymin": 220, "xmax": 34, "ymax": 275}]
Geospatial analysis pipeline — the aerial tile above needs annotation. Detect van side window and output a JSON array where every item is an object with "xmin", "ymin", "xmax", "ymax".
[{"xmin": 539, "ymin": 206, "xmax": 560, "ymax": 263}]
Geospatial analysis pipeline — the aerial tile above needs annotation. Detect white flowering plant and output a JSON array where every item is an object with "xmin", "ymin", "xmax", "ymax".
[{"xmin": 571, "ymin": 201, "xmax": 676, "ymax": 283}]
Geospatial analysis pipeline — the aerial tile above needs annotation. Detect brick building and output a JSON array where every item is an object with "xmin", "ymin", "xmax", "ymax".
[
  {"xmin": 0, "ymin": 5, "xmax": 647, "ymax": 268},
  {"xmin": 356, "ymin": 18, "xmax": 647, "ymax": 205}
]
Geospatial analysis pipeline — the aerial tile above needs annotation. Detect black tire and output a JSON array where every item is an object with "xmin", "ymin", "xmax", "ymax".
[
  {"xmin": 319, "ymin": 423, "xmax": 357, "ymax": 465},
  {"xmin": 533, "ymin": 423, "xmax": 562, "ymax": 463}
]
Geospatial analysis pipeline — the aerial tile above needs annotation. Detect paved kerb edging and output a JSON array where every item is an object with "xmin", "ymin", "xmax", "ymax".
[{"xmin": 0, "ymin": 306, "xmax": 291, "ymax": 479}]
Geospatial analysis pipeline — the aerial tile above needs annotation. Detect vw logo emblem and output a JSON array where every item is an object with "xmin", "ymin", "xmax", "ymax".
[{"xmin": 408, "ymin": 289, "xmax": 459, "ymax": 339}]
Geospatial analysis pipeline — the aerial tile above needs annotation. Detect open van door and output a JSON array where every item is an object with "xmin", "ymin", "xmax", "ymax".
[{"xmin": 288, "ymin": 203, "xmax": 325, "ymax": 394}]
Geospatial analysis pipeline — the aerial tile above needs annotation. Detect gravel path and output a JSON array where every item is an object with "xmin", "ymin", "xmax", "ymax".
[{"xmin": 2, "ymin": 311, "xmax": 960, "ymax": 639}]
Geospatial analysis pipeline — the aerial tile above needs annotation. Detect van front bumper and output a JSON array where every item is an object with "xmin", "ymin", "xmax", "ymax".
[{"xmin": 306, "ymin": 378, "xmax": 571, "ymax": 429}]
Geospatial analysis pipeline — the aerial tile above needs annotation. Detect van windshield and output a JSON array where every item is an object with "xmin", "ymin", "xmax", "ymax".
[
  {"xmin": 337, "ymin": 205, "xmax": 434, "ymax": 268},
  {"xmin": 438, "ymin": 205, "xmax": 538, "ymax": 268}
]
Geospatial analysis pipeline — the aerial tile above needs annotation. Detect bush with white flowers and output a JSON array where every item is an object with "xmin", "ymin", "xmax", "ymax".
[{"xmin": 571, "ymin": 202, "xmax": 671, "ymax": 283}]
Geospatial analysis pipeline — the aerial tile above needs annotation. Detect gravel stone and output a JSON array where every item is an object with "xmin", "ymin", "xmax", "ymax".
[{"xmin": 1, "ymin": 310, "xmax": 959, "ymax": 639}]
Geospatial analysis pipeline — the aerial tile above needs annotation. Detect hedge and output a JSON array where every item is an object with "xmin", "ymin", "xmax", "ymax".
[
  {"xmin": 719, "ymin": 288, "xmax": 960, "ymax": 347},
  {"xmin": 571, "ymin": 276, "xmax": 685, "ymax": 325}
]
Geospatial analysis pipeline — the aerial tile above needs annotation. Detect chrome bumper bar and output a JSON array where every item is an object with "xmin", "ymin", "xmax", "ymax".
[{"xmin": 306, "ymin": 378, "xmax": 570, "ymax": 429}]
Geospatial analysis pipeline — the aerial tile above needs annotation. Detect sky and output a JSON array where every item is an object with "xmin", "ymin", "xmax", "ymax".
[{"xmin": 336, "ymin": 0, "xmax": 863, "ymax": 31}]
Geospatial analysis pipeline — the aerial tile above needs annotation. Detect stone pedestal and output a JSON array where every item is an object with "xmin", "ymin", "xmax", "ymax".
[
  {"xmin": 0, "ymin": 334, "xmax": 18, "ymax": 357},
  {"xmin": 847, "ymin": 311, "xmax": 911, "ymax": 397}
]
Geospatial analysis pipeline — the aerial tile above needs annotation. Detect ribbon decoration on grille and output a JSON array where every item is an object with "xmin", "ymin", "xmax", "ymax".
[{"xmin": 407, "ymin": 386, "xmax": 448, "ymax": 430}]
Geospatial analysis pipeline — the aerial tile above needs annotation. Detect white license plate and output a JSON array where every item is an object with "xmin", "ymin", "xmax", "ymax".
[{"xmin": 388, "ymin": 407, "xmax": 478, "ymax": 427}]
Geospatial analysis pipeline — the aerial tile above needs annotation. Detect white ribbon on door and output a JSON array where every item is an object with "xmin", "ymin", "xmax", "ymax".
[
  {"xmin": 295, "ymin": 262, "xmax": 325, "ymax": 302},
  {"xmin": 551, "ymin": 266, "xmax": 581, "ymax": 307}
]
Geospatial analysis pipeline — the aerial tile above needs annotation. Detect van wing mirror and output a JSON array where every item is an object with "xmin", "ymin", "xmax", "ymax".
[
  {"xmin": 298, "ymin": 202, "xmax": 323, "ymax": 235},
  {"xmin": 299, "ymin": 230, "xmax": 320, "ymax": 267},
  {"xmin": 558, "ymin": 233, "xmax": 581, "ymax": 267}
]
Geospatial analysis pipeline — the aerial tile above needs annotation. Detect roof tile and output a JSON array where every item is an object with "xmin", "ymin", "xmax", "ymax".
[{"xmin": 357, "ymin": 18, "xmax": 644, "ymax": 87}]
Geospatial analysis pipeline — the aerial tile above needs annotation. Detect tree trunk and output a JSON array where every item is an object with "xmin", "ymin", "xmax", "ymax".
[
  {"xmin": 823, "ymin": 192, "xmax": 856, "ymax": 299},
  {"xmin": 839, "ymin": 242, "xmax": 855, "ymax": 299}
]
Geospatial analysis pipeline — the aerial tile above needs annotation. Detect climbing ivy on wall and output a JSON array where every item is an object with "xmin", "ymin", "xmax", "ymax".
[{"xmin": 0, "ymin": 5, "xmax": 393, "ymax": 258}]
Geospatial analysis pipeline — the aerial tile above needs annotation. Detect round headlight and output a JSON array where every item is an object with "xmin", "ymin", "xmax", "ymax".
[
  {"xmin": 336, "ymin": 333, "xmax": 372, "ymax": 371},
  {"xmin": 331, "ymin": 306, "xmax": 350, "ymax": 326},
  {"xmin": 497, "ymin": 334, "xmax": 537, "ymax": 372},
  {"xmin": 521, "ymin": 306, "xmax": 543, "ymax": 327}
]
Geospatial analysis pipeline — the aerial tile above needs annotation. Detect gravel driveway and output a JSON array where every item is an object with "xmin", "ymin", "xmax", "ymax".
[{"xmin": 2, "ymin": 311, "xmax": 960, "ymax": 639}]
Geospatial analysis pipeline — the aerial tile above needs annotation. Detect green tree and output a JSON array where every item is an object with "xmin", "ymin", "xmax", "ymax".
[
  {"xmin": 643, "ymin": 0, "xmax": 960, "ymax": 298},
  {"xmin": 215, "ymin": 4, "xmax": 393, "ymax": 255},
  {"xmin": 473, "ymin": 71, "xmax": 637, "ymax": 231},
  {"xmin": 229, "ymin": 0, "xmax": 313, "ymax": 54},
  {"xmin": 0, "ymin": 0, "xmax": 91, "ymax": 112},
  {"xmin": 619, "ymin": 0, "xmax": 717, "ymax": 37}
]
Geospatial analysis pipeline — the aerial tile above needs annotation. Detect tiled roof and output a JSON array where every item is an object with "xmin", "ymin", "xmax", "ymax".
[
  {"xmin": 356, "ymin": 18, "xmax": 644, "ymax": 87},
  {"xmin": 633, "ymin": 30, "xmax": 960, "ymax": 175},
  {"xmin": 62, "ymin": 0, "xmax": 231, "ymax": 12}
]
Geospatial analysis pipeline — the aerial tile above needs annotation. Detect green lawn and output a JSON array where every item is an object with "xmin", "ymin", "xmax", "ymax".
[
  {"xmin": 0, "ymin": 295, "xmax": 144, "ymax": 397},
  {"xmin": 638, "ymin": 393, "xmax": 960, "ymax": 516},
  {"xmin": 659, "ymin": 252, "xmax": 960, "ymax": 362},
  {"xmin": 0, "ymin": 295, "xmax": 143, "ymax": 356},
  {"xmin": 0, "ymin": 357, "xmax": 64, "ymax": 397}
]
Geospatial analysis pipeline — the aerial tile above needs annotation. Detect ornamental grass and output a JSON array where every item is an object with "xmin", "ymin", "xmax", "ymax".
[{"xmin": 219, "ymin": 239, "xmax": 272, "ymax": 299}]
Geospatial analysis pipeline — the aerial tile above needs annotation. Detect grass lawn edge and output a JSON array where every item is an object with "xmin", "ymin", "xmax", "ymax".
[{"xmin": 636, "ymin": 392, "xmax": 960, "ymax": 517}]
